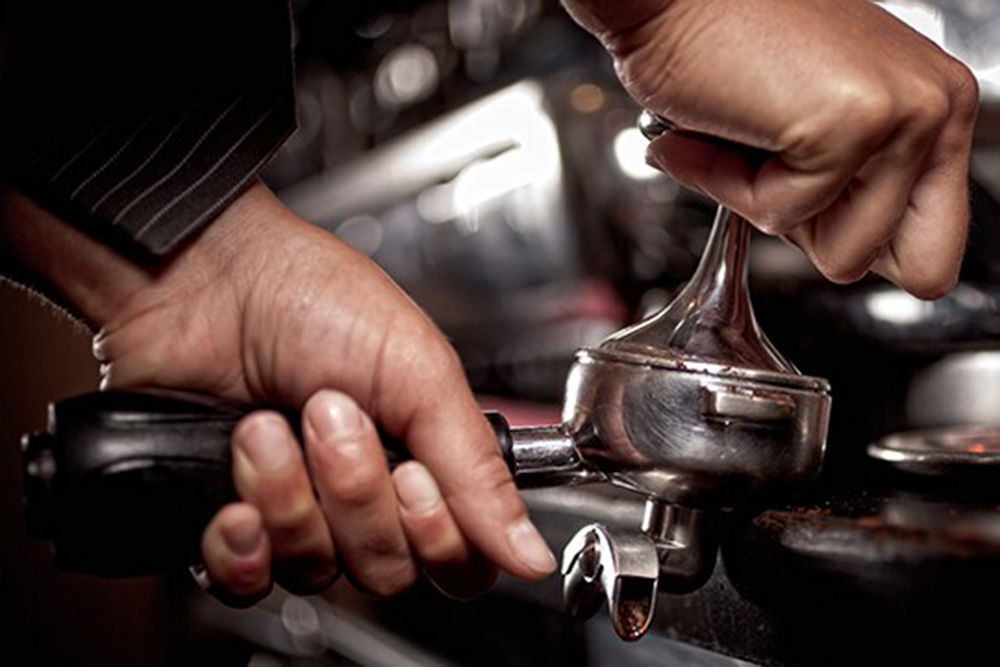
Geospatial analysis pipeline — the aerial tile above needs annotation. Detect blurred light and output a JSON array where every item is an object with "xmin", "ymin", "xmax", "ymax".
[
  {"xmin": 375, "ymin": 44, "xmax": 439, "ymax": 108},
  {"xmin": 281, "ymin": 597, "xmax": 321, "ymax": 638},
  {"xmin": 877, "ymin": 2, "xmax": 945, "ymax": 44},
  {"xmin": 416, "ymin": 83, "xmax": 562, "ymax": 223},
  {"xmin": 570, "ymin": 83, "xmax": 606, "ymax": 114},
  {"xmin": 976, "ymin": 61, "xmax": 1000, "ymax": 96},
  {"xmin": 415, "ymin": 184, "xmax": 456, "ymax": 224},
  {"xmin": 613, "ymin": 127, "xmax": 660, "ymax": 180},
  {"xmin": 335, "ymin": 215, "xmax": 384, "ymax": 255},
  {"xmin": 878, "ymin": 2, "xmax": 1000, "ymax": 95},
  {"xmin": 452, "ymin": 148, "xmax": 535, "ymax": 220},
  {"xmin": 866, "ymin": 289, "xmax": 934, "ymax": 325},
  {"xmin": 449, "ymin": 0, "xmax": 536, "ymax": 48},
  {"xmin": 356, "ymin": 14, "xmax": 394, "ymax": 39}
]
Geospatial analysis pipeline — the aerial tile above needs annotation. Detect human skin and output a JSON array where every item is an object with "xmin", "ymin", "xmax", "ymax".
[
  {"xmin": 0, "ymin": 0, "xmax": 980, "ymax": 604},
  {"xmin": 0, "ymin": 182, "xmax": 556, "ymax": 602},
  {"xmin": 564, "ymin": 0, "xmax": 979, "ymax": 299}
]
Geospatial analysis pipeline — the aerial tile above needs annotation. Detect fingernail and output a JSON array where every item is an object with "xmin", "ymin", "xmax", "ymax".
[
  {"xmin": 239, "ymin": 414, "xmax": 292, "ymax": 473},
  {"xmin": 395, "ymin": 463, "xmax": 441, "ymax": 515},
  {"xmin": 222, "ymin": 513, "xmax": 264, "ymax": 557},
  {"xmin": 507, "ymin": 518, "xmax": 556, "ymax": 576},
  {"xmin": 307, "ymin": 391, "xmax": 364, "ymax": 442}
]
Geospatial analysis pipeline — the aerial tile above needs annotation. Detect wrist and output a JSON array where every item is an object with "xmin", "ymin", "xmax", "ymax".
[
  {"xmin": 0, "ymin": 188, "xmax": 151, "ymax": 327},
  {"xmin": 0, "ymin": 180, "xmax": 278, "ymax": 332}
]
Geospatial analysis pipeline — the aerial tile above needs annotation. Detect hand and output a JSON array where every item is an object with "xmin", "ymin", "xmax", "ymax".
[
  {"xmin": 564, "ymin": 0, "xmax": 979, "ymax": 298},
  {"xmin": 1, "ymin": 183, "xmax": 556, "ymax": 603}
]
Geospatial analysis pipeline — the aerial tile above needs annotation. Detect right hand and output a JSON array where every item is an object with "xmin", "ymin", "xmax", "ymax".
[{"xmin": 564, "ymin": 0, "xmax": 980, "ymax": 298}]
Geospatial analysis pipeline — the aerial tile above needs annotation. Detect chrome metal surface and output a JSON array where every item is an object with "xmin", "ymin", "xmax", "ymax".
[
  {"xmin": 878, "ymin": 1, "xmax": 1000, "ymax": 102},
  {"xmin": 601, "ymin": 205, "xmax": 798, "ymax": 373},
  {"xmin": 510, "ymin": 426, "xmax": 604, "ymax": 487},
  {"xmin": 550, "ymin": 202, "xmax": 831, "ymax": 506},
  {"xmin": 701, "ymin": 385, "xmax": 796, "ymax": 423},
  {"xmin": 504, "ymin": 109, "xmax": 832, "ymax": 642},
  {"xmin": 868, "ymin": 425, "xmax": 1000, "ymax": 475},
  {"xmin": 192, "ymin": 589, "xmax": 453, "ymax": 667},
  {"xmin": 561, "ymin": 523, "xmax": 660, "ymax": 641},
  {"xmin": 642, "ymin": 500, "xmax": 717, "ymax": 593},
  {"xmin": 906, "ymin": 351, "xmax": 1000, "ymax": 428},
  {"xmin": 830, "ymin": 283, "xmax": 1000, "ymax": 349},
  {"xmin": 637, "ymin": 110, "xmax": 673, "ymax": 140},
  {"xmin": 541, "ymin": 111, "xmax": 831, "ymax": 506},
  {"xmin": 559, "ymin": 352, "xmax": 829, "ymax": 505}
]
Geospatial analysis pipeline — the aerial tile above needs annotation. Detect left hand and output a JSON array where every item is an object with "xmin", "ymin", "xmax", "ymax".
[{"xmin": 1, "ymin": 182, "xmax": 556, "ymax": 603}]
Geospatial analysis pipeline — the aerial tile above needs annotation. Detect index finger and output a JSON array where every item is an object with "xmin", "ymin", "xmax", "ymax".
[
  {"xmin": 384, "ymin": 346, "xmax": 556, "ymax": 581},
  {"xmin": 872, "ymin": 101, "xmax": 976, "ymax": 299}
]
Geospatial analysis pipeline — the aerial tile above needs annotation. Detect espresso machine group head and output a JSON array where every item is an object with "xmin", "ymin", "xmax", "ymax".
[{"xmin": 21, "ymin": 113, "xmax": 831, "ymax": 642}]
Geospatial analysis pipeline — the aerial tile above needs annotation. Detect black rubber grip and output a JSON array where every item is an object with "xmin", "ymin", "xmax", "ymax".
[{"xmin": 21, "ymin": 390, "xmax": 513, "ymax": 576}]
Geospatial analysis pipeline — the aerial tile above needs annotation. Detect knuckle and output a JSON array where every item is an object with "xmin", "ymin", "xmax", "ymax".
[
  {"xmin": 899, "ymin": 267, "xmax": 958, "ymax": 301},
  {"xmin": 752, "ymin": 211, "xmax": 800, "ymax": 237},
  {"xmin": 404, "ymin": 514, "xmax": 459, "ymax": 562},
  {"xmin": 901, "ymin": 80, "xmax": 951, "ymax": 135},
  {"xmin": 467, "ymin": 452, "xmax": 519, "ymax": 498},
  {"xmin": 835, "ymin": 83, "xmax": 895, "ymax": 140},
  {"xmin": 325, "ymin": 457, "xmax": 384, "ymax": 505},
  {"xmin": 813, "ymin": 250, "xmax": 871, "ymax": 285},
  {"xmin": 355, "ymin": 557, "xmax": 418, "ymax": 598},
  {"xmin": 419, "ymin": 336, "xmax": 464, "ymax": 380},
  {"xmin": 440, "ymin": 454, "xmax": 526, "ymax": 531},
  {"xmin": 947, "ymin": 60, "xmax": 980, "ymax": 120},
  {"xmin": 263, "ymin": 497, "xmax": 321, "ymax": 543}
]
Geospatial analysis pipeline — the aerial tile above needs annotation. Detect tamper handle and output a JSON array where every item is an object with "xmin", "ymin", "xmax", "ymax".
[{"xmin": 608, "ymin": 110, "xmax": 797, "ymax": 372}]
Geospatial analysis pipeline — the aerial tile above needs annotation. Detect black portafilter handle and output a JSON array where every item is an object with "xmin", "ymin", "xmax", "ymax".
[{"xmin": 21, "ymin": 390, "xmax": 515, "ymax": 577}]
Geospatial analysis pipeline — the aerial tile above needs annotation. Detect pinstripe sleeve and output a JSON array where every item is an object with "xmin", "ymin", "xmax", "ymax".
[{"xmin": 0, "ymin": 0, "xmax": 297, "ymax": 256}]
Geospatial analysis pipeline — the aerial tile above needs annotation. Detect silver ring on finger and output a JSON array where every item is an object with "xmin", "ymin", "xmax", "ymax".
[{"xmin": 188, "ymin": 562, "xmax": 213, "ymax": 592}]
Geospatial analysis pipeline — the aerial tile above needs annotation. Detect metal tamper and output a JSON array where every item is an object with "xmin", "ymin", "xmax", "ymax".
[
  {"xmin": 20, "ymin": 112, "xmax": 831, "ymax": 643},
  {"xmin": 504, "ymin": 111, "xmax": 832, "ymax": 639}
]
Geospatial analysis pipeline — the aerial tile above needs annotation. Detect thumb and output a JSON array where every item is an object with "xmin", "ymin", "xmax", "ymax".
[{"xmin": 646, "ymin": 130, "xmax": 854, "ymax": 235}]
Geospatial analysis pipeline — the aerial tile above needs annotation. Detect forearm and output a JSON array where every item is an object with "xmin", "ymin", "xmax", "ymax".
[
  {"xmin": 0, "ymin": 184, "xmax": 270, "ymax": 331},
  {"xmin": 0, "ymin": 189, "xmax": 150, "ymax": 327}
]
